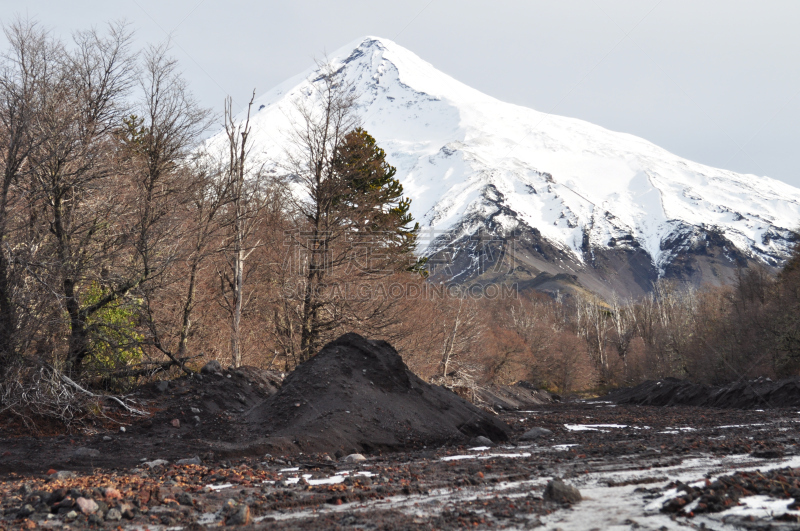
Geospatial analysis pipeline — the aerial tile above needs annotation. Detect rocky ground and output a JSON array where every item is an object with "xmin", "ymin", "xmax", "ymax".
[
  {"xmin": 3, "ymin": 335, "xmax": 800, "ymax": 530},
  {"xmin": 2, "ymin": 399, "xmax": 800, "ymax": 530}
]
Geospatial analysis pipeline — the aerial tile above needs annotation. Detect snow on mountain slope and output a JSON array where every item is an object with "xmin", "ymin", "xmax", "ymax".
[{"xmin": 222, "ymin": 36, "xmax": 800, "ymax": 278}]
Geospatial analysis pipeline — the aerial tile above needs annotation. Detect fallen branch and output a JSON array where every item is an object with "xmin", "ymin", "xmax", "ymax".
[
  {"xmin": 59, "ymin": 373, "xmax": 148, "ymax": 416},
  {"xmin": 108, "ymin": 354, "xmax": 202, "ymax": 379}
]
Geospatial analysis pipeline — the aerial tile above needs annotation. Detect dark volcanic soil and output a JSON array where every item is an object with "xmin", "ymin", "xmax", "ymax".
[
  {"xmin": 249, "ymin": 333, "xmax": 511, "ymax": 455},
  {"xmin": 606, "ymin": 376, "xmax": 800, "ymax": 409},
  {"xmin": 3, "ymin": 349, "xmax": 800, "ymax": 529},
  {"xmin": 2, "ymin": 401, "xmax": 800, "ymax": 530}
]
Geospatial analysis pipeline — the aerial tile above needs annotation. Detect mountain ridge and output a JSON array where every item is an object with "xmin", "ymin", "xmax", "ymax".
[{"xmin": 217, "ymin": 36, "xmax": 800, "ymax": 298}]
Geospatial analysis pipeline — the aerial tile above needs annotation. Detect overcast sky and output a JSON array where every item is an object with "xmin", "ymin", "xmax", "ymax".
[{"xmin": 6, "ymin": 1, "xmax": 800, "ymax": 188}]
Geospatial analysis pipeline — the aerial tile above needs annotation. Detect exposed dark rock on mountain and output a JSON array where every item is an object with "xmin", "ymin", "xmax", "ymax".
[{"xmin": 217, "ymin": 36, "xmax": 800, "ymax": 299}]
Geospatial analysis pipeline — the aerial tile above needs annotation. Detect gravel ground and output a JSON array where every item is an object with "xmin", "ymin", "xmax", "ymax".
[{"xmin": 3, "ymin": 400, "xmax": 800, "ymax": 530}]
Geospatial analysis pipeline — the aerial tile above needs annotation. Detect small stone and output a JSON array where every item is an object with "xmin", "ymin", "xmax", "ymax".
[
  {"xmin": 76, "ymin": 497, "xmax": 99, "ymax": 514},
  {"xmin": 201, "ymin": 360, "xmax": 222, "ymax": 375},
  {"xmin": 105, "ymin": 508, "xmax": 122, "ymax": 521},
  {"xmin": 193, "ymin": 415, "xmax": 201, "ymax": 423},
  {"xmin": 190, "ymin": 407, "xmax": 200, "ymax": 414},
  {"xmin": 177, "ymin": 456, "xmax": 201, "ymax": 466},
  {"xmin": 65, "ymin": 510, "xmax": 78, "ymax": 520},
  {"xmin": 119, "ymin": 502, "xmax": 135, "ymax": 519},
  {"xmin": 176, "ymin": 492, "xmax": 194, "ymax": 506},
  {"xmin": 54, "ymin": 471, "xmax": 75, "ymax": 480},
  {"xmin": 73, "ymin": 447, "xmax": 100, "ymax": 458},
  {"xmin": 227, "ymin": 504, "xmax": 251, "ymax": 525},
  {"xmin": 344, "ymin": 453, "xmax": 366, "ymax": 462},
  {"xmin": 119, "ymin": 426, "xmax": 126, "ymax": 433},
  {"xmin": 469, "ymin": 436, "xmax": 495, "ymax": 447},
  {"xmin": 520, "ymin": 427, "xmax": 553, "ymax": 441},
  {"xmin": 16, "ymin": 504, "xmax": 34, "ymax": 518},
  {"xmin": 171, "ymin": 419, "xmax": 181, "ymax": 428},
  {"xmin": 55, "ymin": 496, "xmax": 75, "ymax": 509},
  {"xmin": 104, "ymin": 487, "xmax": 122, "ymax": 500},
  {"xmin": 102, "ymin": 436, "xmax": 112, "ymax": 442},
  {"xmin": 143, "ymin": 459, "xmax": 169, "ymax": 469},
  {"xmin": 544, "ymin": 479, "xmax": 582, "ymax": 503}
]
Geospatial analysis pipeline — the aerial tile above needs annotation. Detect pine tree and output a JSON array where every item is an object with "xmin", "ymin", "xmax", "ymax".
[
  {"xmin": 287, "ymin": 64, "xmax": 426, "ymax": 361},
  {"xmin": 332, "ymin": 127, "xmax": 420, "ymax": 266}
]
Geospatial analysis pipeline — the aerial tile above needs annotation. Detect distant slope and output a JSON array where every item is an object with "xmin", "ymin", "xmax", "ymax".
[{"xmin": 212, "ymin": 36, "xmax": 800, "ymax": 298}]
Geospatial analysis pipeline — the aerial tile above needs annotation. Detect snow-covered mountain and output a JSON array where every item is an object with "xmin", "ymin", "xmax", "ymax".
[{"xmin": 223, "ymin": 36, "xmax": 800, "ymax": 298}]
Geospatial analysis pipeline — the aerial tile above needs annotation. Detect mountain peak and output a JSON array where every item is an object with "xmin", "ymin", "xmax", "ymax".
[{"xmin": 221, "ymin": 38, "xmax": 800, "ymax": 297}]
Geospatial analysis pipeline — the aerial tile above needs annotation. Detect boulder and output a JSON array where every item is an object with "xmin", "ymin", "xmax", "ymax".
[
  {"xmin": 73, "ymin": 447, "xmax": 100, "ymax": 458},
  {"xmin": 143, "ymin": 459, "xmax": 169, "ymax": 469},
  {"xmin": 201, "ymin": 360, "xmax": 223, "ymax": 375},
  {"xmin": 520, "ymin": 427, "xmax": 553, "ymax": 440},
  {"xmin": 75, "ymin": 497, "xmax": 99, "ymax": 515},
  {"xmin": 544, "ymin": 479, "xmax": 582, "ymax": 503},
  {"xmin": 469, "ymin": 436, "xmax": 495, "ymax": 447},
  {"xmin": 227, "ymin": 504, "xmax": 250, "ymax": 526}
]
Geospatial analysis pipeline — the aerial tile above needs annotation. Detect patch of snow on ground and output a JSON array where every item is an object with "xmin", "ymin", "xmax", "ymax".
[
  {"xmin": 542, "ymin": 454, "xmax": 800, "ymax": 530},
  {"xmin": 552, "ymin": 444, "xmax": 579, "ymax": 450},
  {"xmin": 278, "ymin": 470, "xmax": 376, "ymax": 485},
  {"xmin": 564, "ymin": 424, "xmax": 628, "ymax": 431},
  {"xmin": 723, "ymin": 495, "xmax": 798, "ymax": 518},
  {"xmin": 440, "ymin": 452, "xmax": 532, "ymax": 462},
  {"xmin": 204, "ymin": 483, "xmax": 233, "ymax": 491}
]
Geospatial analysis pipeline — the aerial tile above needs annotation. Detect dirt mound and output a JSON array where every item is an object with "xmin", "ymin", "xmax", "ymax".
[
  {"xmin": 605, "ymin": 376, "xmax": 800, "ymax": 409},
  {"xmin": 248, "ymin": 333, "xmax": 511, "ymax": 455},
  {"xmin": 474, "ymin": 383, "xmax": 555, "ymax": 411},
  {"xmin": 130, "ymin": 365, "xmax": 283, "ymax": 442}
]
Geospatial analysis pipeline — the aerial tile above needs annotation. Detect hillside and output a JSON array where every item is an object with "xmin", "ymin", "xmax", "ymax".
[{"xmin": 215, "ymin": 36, "xmax": 800, "ymax": 298}]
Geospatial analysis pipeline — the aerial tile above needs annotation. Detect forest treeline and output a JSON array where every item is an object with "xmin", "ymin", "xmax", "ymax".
[
  {"xmin": 426, "ymin": 256, "xmax": 800, "ymax": 397},
  {"xmin": 0, "ymin": 21, "xmax": 429, "ymax": 387},
  {"xmin": 0, "ymin": 20, "xmax": 798, "ymax": 428}
]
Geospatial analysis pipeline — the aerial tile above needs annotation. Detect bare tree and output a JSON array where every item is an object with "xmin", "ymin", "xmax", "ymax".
[
  {"xmin": 285, "ymin": 62, "xmax": 423, "ymax": 361},
  {"xmin": 285, "ymin": 61, "xmax": 360, "ymax": 360},
  {"xmin": 24, "ymin": 22, "xmax": 138, "ymax": 375},
  {"xmin": 543, "ymin": 332, "xmax": 595, "ymax": 395},
  {"xmin": 575, "ymin": 294, "xmax": 612, "ymax": 381},
  {"xmin": 609, "ymin": 293, "xmax": 637, "ymax": 380},
  {"xmin": 217, "ymin": 92, "xmax": 269, "ymax": 368},
  {"xmin": 437, "ymin": 293, "xmax": 484, "ymax": 379},
  {"xmin": 0, "ymin": 19, "xmax": 54, "ymax": 373},
  {"xmin": 122, "ymin": 42, "xmax": 213, "ymax": 374}
]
